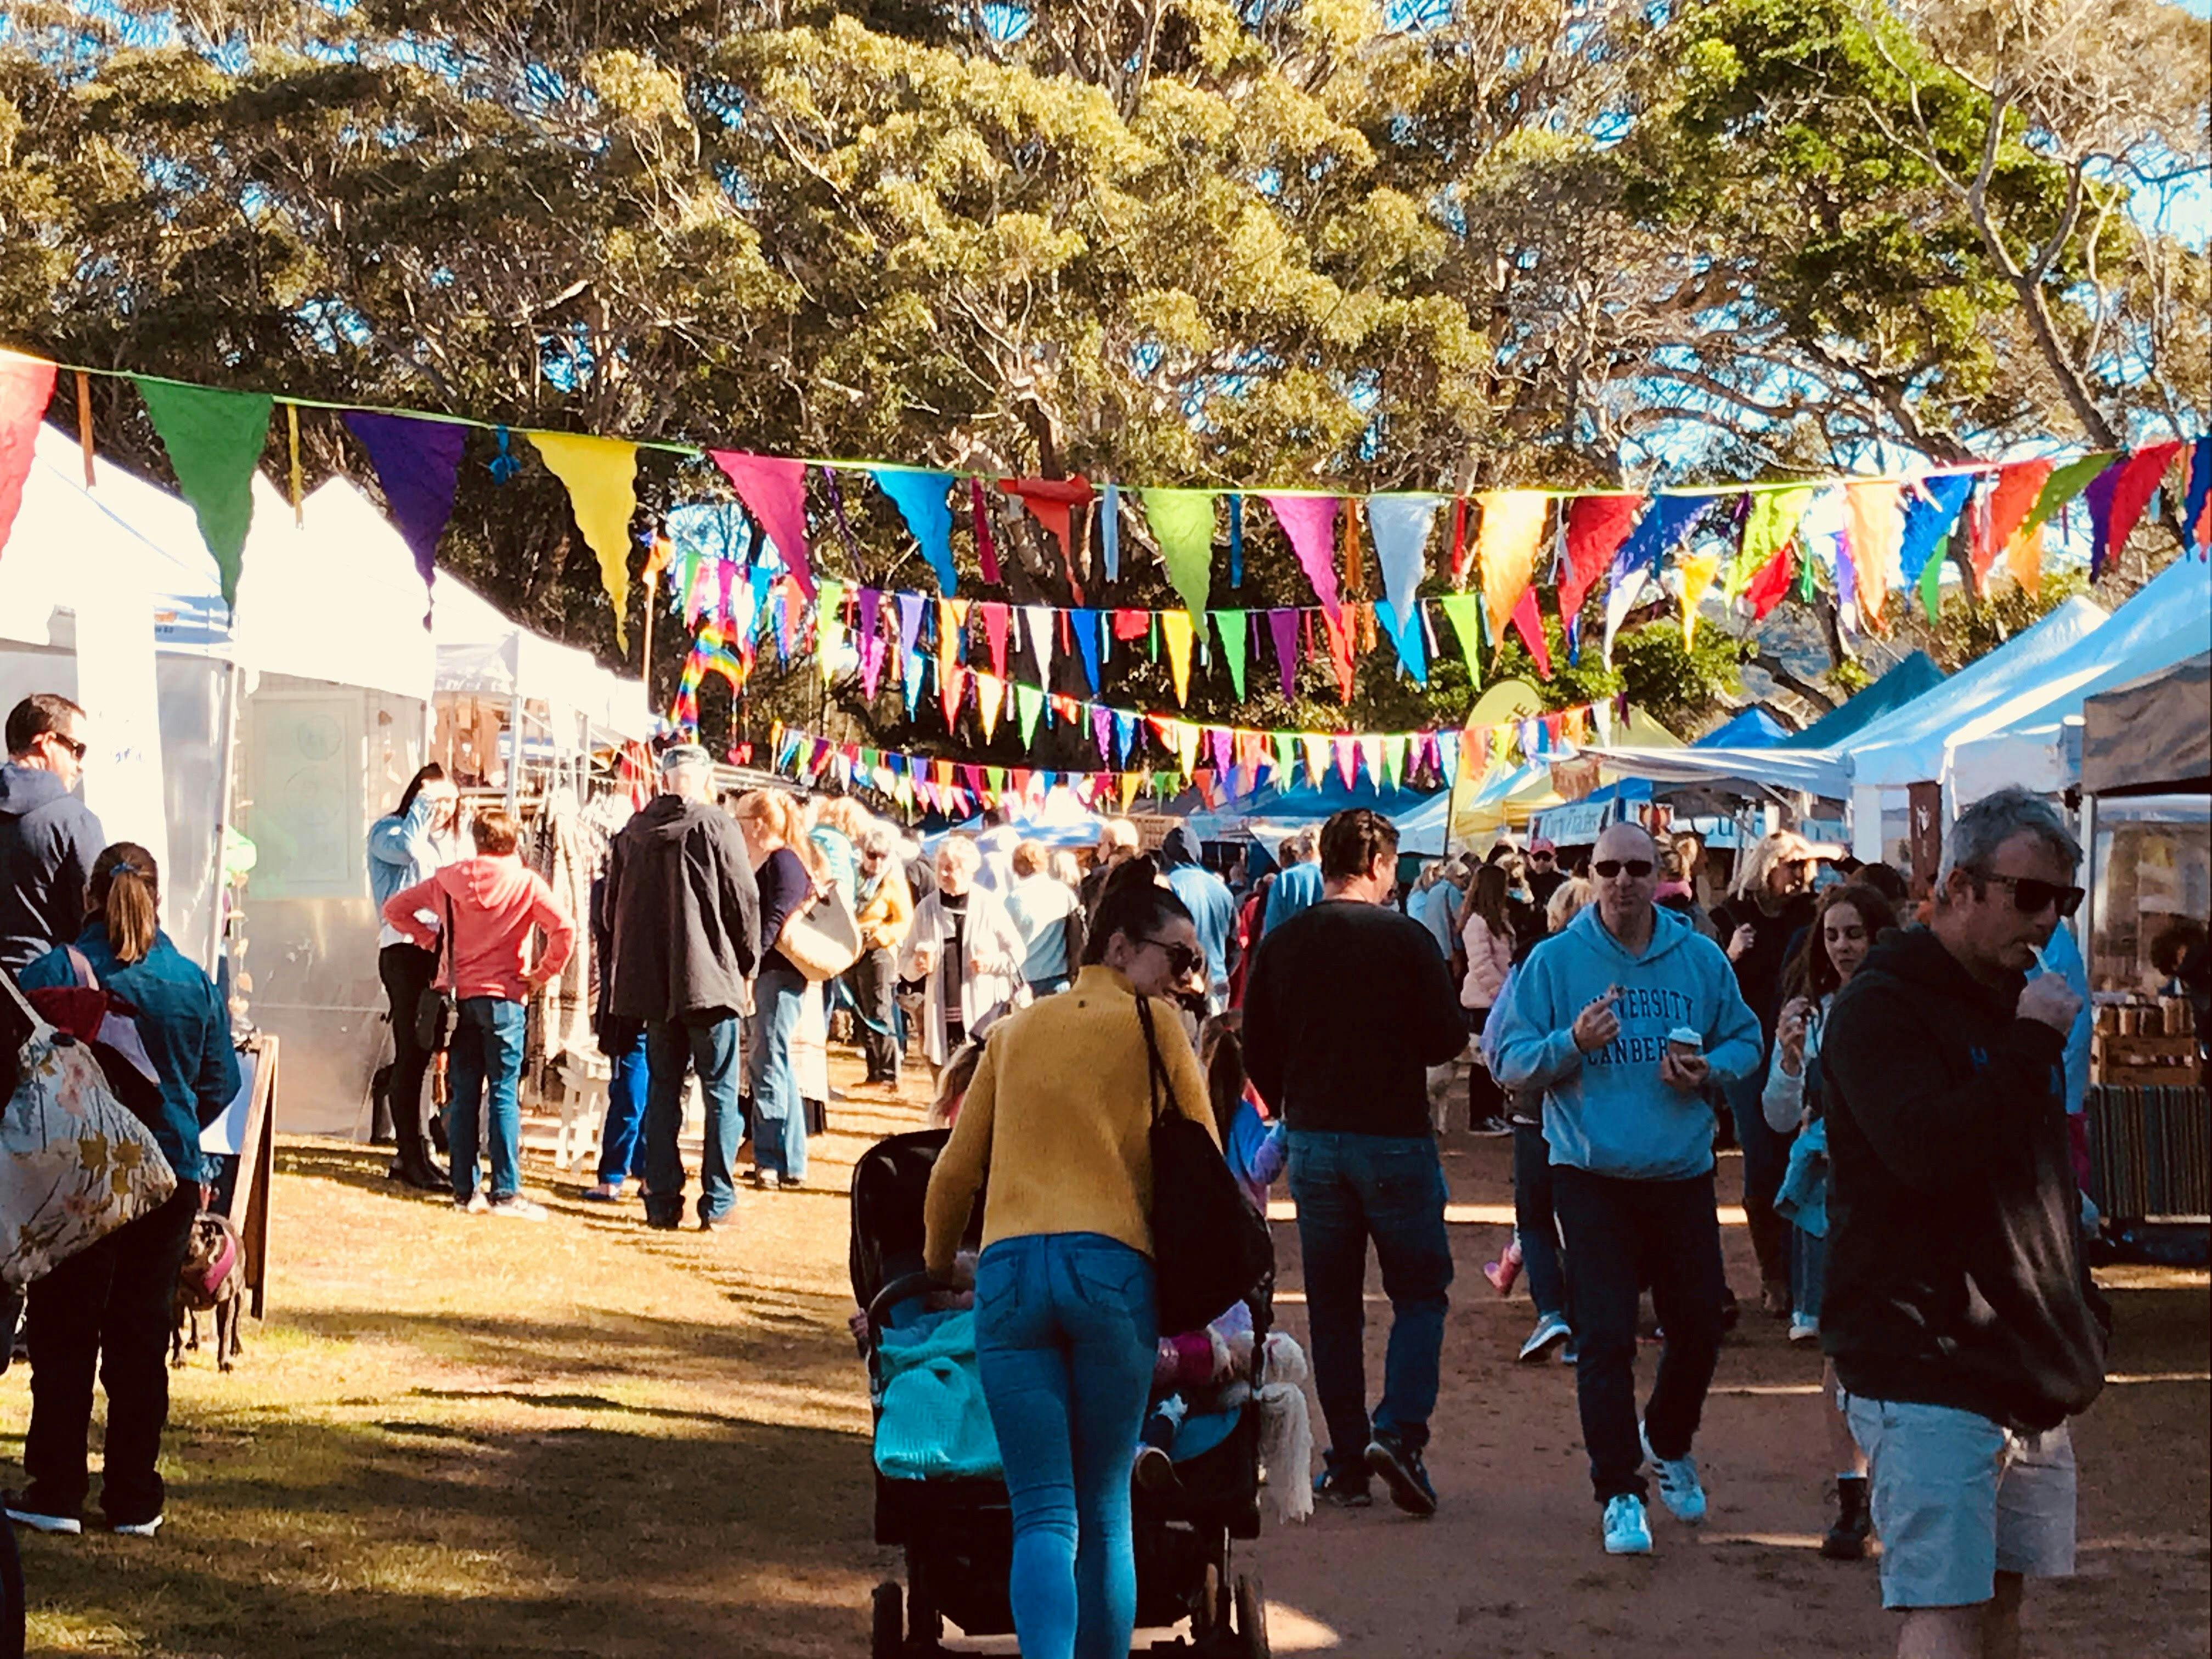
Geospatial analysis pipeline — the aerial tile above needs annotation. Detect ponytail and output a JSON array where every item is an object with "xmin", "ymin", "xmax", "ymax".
[{"xmin": 89, "ymin": 842, "xmax": 161, "ymax": 965}]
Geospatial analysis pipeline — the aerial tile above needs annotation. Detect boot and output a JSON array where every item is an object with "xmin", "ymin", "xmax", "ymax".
[{"xmin": 1821, "ymin": 1475, "xmax": 1872, "ymax": 1561}]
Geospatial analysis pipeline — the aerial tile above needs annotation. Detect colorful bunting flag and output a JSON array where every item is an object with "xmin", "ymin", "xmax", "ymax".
[
  {"xmin": 1976, "ymin": 459, "xmax": 2051, "ymax": 589},
  {"xmin": 1560, "ymin": 495, "xmax": 1642, "ymax": 640},
  {"xmin": 873, "ymin": 468, "xmax": 958, "ymax": 594},
  {"xmin": 343, "ymin": 411, "xmax": 467, "ymax": 606},
  {"xmin": 1100, "ymin": 482, "xmax": 1122, "ymax": 580},
  {"xmin": 1160, "ymin": 609, "xmax": 1196, "ymax": 704},
  {"xmin": 1437, "ymin": 592, "xmax": 1485, "ymax": 687},
  {"xmin": 1214, "ymin": 611, "xmax": 1249, "ymax": 698},
  {"xmin": 1675, "ymin": 549, "xmax": 1723, "ymax": 644},
  {"xmin": 136, "ymin": 377, "xmax": 274, "ymax": 607},
  {"xmin": 2185, "ymin": 438, "xmax": 2212, "ymax": 555},
  {"xmin": 0, "ymin": 355, "xmax": 57, "ymax": 561},
  {"xmin": 970, "ymin": 478, "xmax": 1002, "ymax": 585},
  {"xmin": 1368, "ymin": 494, "xmax": 1444, "ymax": 679},
  {"xmin": 1840, "ymin": 481, "xmax": 1905, "ymax": 632},
  {"xmin": 1141, "ymin": 488, "xmax": 1217, "ymax": 622},
  {"xmin": 2083, "ymin": 443, "xmax": 2181, "ymax": 578},
  {"xmin": 1266, "ymin": 608, "xmax": 1299, "ymax": 699},
  {"xmin": 709, "ymin": 450, "xmax": 812, "ymax": 599},
  {"xmin": 1474, "ymin": 491, "xmax": 1550, "ymax": 647},
  {"xmin": 1264, "ymin": 494, "xmax": 1341, "ymax": 618}
]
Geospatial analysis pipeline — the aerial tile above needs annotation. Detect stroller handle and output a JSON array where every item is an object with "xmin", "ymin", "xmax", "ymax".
[{"xmin": 864, "ymin": 1271, "xmax": 949, "ymax": 1352}]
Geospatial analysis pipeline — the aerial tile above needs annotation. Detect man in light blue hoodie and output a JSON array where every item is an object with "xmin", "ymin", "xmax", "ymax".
[{"xmin": 1491, "ymin": 821, "xmax": 1761, "ymax": 1559}]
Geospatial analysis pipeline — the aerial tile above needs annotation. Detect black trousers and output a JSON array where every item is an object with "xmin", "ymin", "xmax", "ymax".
[
  {"xmin": 378, "ymin": 942, "xmax": 440, "ymax": 1171},
  {"xmin": 23, "ymin": 1186, "xmax": 200, "ymax": 1523},
  {"xmin": 848, "ymin": 947, "xmax": 901, "ymax": 1082},
  {"xmin": 1550, "ymin": 1165, "xmax": 1726, "ymax": 1504}
]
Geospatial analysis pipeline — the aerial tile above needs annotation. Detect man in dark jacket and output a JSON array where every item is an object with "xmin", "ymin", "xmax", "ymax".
[
  {"xmin": 604, "ymin": 744, "xmax": 760, "ymax": 1231},
  {"xmin": 1822, "ymin": 786, "xmax": 2105, "ymax": 1658},
  {"xmin": 1243, "ymin": 808, "xmax": 1468, "ymax": 1519},
  {"xmin": 0, "ymin": 695, "xmax": 104, "ymax": 975}
]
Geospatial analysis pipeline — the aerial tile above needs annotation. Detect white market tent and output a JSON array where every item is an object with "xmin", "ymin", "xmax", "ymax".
[
  {"xmin": 432, "ymin": 569, "xmax": 652, "ymax": 747},
  {"xmin": 1944, "ymin": 557, "xmax": 2212, "ymax": 806}
]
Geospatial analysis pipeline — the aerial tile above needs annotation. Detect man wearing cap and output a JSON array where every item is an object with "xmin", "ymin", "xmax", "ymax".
[
  {"xmin": 604, "ymin": 743, "xmax": 761, "ymax": 1231},
  {"xmin": 1525, "ymin": 838, "xmax": 1566, "ymax": 911}
]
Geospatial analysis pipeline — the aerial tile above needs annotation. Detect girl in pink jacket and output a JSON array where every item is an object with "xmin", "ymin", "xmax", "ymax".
[{"xmin": 1458, "ymin": 864, "xmax": 1516, "ymax": 1133}]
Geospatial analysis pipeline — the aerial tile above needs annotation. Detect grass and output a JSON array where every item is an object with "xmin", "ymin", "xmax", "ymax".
[{"xmin": 0, "ymin": 1059, "xmax": 928, "ymax": 1658}]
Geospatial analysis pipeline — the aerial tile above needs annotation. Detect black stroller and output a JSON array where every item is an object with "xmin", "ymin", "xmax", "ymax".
[{"xmin": 851, "ymin": 1128, "xmax": 1273, "ymax": 1658}]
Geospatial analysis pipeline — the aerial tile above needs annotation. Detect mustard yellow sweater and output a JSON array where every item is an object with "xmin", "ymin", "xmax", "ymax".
[{"xmin": 922, "ymin": 966, "xmax": 1218, "ymax": 1272}]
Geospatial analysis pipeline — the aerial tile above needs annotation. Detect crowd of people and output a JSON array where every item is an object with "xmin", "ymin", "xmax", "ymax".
[{"xmin": 0, "ymin": 683, "xmax": 2119, "ymax": 1659}]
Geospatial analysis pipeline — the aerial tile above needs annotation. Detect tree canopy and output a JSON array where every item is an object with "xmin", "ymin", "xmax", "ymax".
[{"xmin": 2, "ymin": 0, "xmax": 2202, "ymax": 754}]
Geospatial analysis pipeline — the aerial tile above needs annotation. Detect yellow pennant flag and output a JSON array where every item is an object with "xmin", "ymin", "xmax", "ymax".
[
  {"xmin": 1173, "ymin": 720, "xmax": 1201, "ymax": 779},
  {"xmin": 529, "ymin": 431, "xmax": 639, "ymax": 651},
  {"xmin": 1160, "ymin": 610, "xmax": 1195, "ymax": 705},
  {"xmin": 1475, "ymin": 491, "xmax": 1551, "ymax": 643},
  {"xmin": 1300, "ymin": 733, "xmax": 1331, "ymax": 788},
  {"xmin": 1842, "ymin": 482, "xmax": 1904, "ymax": 630},
  {"xmin": 1676, "ymin": 550, "xmax": 1723, "ymax": 645},
  {"xmin": 975, "ymin": 670, "xmax": 1005, "ymax": 741}
]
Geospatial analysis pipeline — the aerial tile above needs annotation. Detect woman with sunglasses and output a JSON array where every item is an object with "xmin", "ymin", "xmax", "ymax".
[
  {"xmin": 922, "ymin": 858, "xmax": 1217, "ymax": 1659},
  {"xmin": 1711, "ymin": 830, "xmax": 1823, "ymax": 1318},
  {"xmin": 1762, "ymin": 881, "xmax": 1897, "ymax": 1559}
]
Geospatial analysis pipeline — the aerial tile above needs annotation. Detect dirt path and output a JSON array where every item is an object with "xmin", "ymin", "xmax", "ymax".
[{"xmin": 4, "ymin": 1045, "xmax": 2200, "ymax": 1657}]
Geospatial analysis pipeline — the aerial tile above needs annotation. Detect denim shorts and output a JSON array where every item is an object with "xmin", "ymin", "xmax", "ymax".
[{"xmin": 1842, "ymin": 1391, "xmax": 2076, "ymax": 1609}]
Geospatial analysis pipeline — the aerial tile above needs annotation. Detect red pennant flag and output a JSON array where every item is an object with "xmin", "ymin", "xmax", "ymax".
[
  {"xmin": 1510, "ymin": 588, "xmax": 1554, "ymax": 677},
  {"xmin": 1560, "ymin": 495, "xmax": 1642, "ymax": 624},
  {"xmin": 1447, "ymin": 495, "xmax": 1472, "ymax": 583},
  {"xmin": 1974, "ymin": 460, "xmax": 2052, "ymax": 587},
  {"xmin": 1743, "ymin": 544, "xmax": 1797, "ymax": 619},
  {"xmin": 1320, "ymin": 609, "xmax": 1357, "ymax": 704},
  {"xmin": 1000, "ymin": 476, "xmax": 1094, "ymax": 599},
  {"xmin": 0, "ymin": 355, "xmax": 58, "ymax": 561},
  {"xmin": 979, "ymin": 601, "xmax": 1011, "ymax": 677},
  {"xmin": 971, "ymin": 478, "xmax": 1002, "ymax": 584},
  {"xmin": 2085, "ymin": 443, "xmax": 2182, "ymax": 578},
  {"xmin": 1113, "ymin": 608, "xmax": 1150, "ymax": 641}
]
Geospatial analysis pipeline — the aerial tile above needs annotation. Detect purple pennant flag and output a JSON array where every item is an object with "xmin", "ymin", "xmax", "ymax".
[
  {"xmin": 1092, "ymin": 706, "xmax": 1116, "ymax": 767},
  {"xmin": 343, "ymin": 411, "xmax": 467, "ymax": 613},
  {"xmin": 1267, "ymin": 608, "xmax": 1300, "ymax": 699},
  {"xmin": 1209, "ymin": 726, "xmax": 1234, "ymax": 775},
  {"xmin": 857, "ymin": 588, "xmax": 884, "ymax": 699}
]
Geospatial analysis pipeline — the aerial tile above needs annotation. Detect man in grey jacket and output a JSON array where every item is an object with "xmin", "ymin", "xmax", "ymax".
[
  {"xmin": 605, "ymin": 744, "xmax": 760, "ymax": 1232},
  {"xmin": 0, "ymin": 695, "xmax": 104, "ymax": 975}
]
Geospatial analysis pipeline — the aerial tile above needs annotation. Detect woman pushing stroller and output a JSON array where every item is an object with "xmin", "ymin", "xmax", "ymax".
[{"xmin": 921, "ymin": 858, "xmax": 1216, "ymax": 1659}]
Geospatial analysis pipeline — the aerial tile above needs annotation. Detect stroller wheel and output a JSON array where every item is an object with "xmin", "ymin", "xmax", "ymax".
[
  {"xmin": 1234, "ymin": 1570, "xmax": 1269, "ymax": 1659},
  {"xmin": 871, "ymin": 1582, "xmax": 903, "ymax": 1658}
]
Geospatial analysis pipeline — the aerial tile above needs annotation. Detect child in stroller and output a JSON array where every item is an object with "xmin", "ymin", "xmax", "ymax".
[{"xmin": 851, "ymin": 1125, "xmax": 1278, "ymax": 1658}]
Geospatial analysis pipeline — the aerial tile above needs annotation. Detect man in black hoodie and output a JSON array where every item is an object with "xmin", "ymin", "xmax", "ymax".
[
  {"xmin": 1822, "ymin": 786, "xmax": 2106, "ymax": 1658},
  {"xmin": 0, "ymin": 695, "xmax": 104, "ymax": 975},
  {"xmin": 605, "ymin": 744, "xmax": 760, "ymax": 1232}
]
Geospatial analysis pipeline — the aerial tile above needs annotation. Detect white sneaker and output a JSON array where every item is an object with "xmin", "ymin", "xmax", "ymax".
[
  {"xmin": 5, "ymin": 1503, "xmax": 80, "ymax": 1536},
  {"xmin": 454, "ymin": 1193, "xmax": 490, "ymax": 1215},
  {"xmin": 1639, "ymin": 1421, "xmax": 1708, "ymax": 1523},
  {"xmin": 487, "ymin": 1196, "xmax": 549, "ymax": 1221},
  {"xmin": 110, "ymin": 1514, "xmax": 163, "ymax": 1537},
  {"xmin": 1788, "ymin": 1313, "xmax": 1821, "ymax": 1344}
]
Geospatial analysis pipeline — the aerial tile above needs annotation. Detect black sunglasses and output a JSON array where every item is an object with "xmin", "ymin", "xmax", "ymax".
[
  {"xmin": 1968, "ymin": 870, "xmax": 2084, "ymax": 919},
  {"xmin": 1592, "ymin": 859, "xmax": 1655, "ymax": 879},
  {"xmin": 1528, "ymin": 850, "xmax": 1555, "ymax": 861},
  {"xmin": 47, "ymin": 732, "xmax": 87, "ymax": 761},
  {"xmin": 1141, "ymin": 936, "xmax": 1205, "ymax": 978}
]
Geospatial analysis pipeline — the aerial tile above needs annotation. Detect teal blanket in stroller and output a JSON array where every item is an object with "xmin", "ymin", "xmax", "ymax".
[{"xmin": 873, "ymin": 1309, "xmax": 1003, "ymax": 1480}]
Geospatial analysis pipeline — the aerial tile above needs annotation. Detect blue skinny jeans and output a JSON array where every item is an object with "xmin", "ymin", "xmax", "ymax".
[
  {"xmin": 748, "ymin": 966, "xmax": 809, "ymax": 1183},
  {"xmin": 975, "ymin": 1232, "xmax": 1158, "ymax": 1659},
  {"xmin": 447, "ymin": 996, "xmax": 526, "ymax": 1204}
]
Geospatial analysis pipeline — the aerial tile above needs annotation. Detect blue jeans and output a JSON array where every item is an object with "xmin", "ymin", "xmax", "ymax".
[
  {"xmin": 642, "ymin": 1014, "xmax": 743, "ymax": 1226},
  {"xmin": 1726, "ymin": 1071, "xmax": 1793, "ymax": 1295},
  {"xmin": 975, "ymin": 1233, "xmax": 1158, "ymax": 1659},
  {"xmin": 1511, "ymin": 1122, "xmax": 1568, "ymax": 1320},
  {"xmin": 597, "ymin": 1027, "xmax": 650, "ymax": 1186},
  {"xmin": 1286, "ymin": 1131, "xmax": 1453, "ymax": 1468},
  {"xmin": 748, "ymin": 966, "xmax": 808, "ymax": 1183},
  {"xmin": 1792, "ymin": 1223, "xmax": 1827, "ymax": 1323},
  {"xmin": 447, "ymin": 997, "xmax": 526, "ymax": 1204}
]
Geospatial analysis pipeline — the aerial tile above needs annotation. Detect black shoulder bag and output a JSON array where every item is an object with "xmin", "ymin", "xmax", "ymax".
[
  {"xmin": 414, "ymin": 894, "xmax": 458, "ymax": 1053},
  {"xmin": 1136, "ymin": 994, "xmax": 1274, "ymax": 1335}
]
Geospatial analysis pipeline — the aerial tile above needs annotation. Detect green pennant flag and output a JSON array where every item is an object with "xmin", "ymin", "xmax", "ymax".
[
  {"xmin": 1014, "ymin": 681, "xmax": 1045, "ymax": 748},
  {"xmin": 1920, "ymin": 534, "xmax": 1947, "ymax": 622},
  {"xmin": 1213, "ymin": 611, "xmax": 1249, "ymax": 698},
  {"xmin": 985, "ymin": 765, "xmax": 1006, "ymax": 796},
  {"xmin": 1730, "ymin": 487, "xmax": 1814, "ymax": 601},
  {"xmin": 1140, "ymin": 487, "xmax": 1217, "ymax": 622},
  {"xmin": 2021, "ymin": 452, "xmax": 2117, "ymax": 540},
  {"xmin": 1273, "ymin": 733, "xmax": 1297, "ymax": 783},
  {"xmin": 135, "ymin": 378, "xmax": 274, "ymax": 606},
  {"xmin": 1437, "ymin": 593, "xmax": 1485, "ymax": 686},
  {"xmin": 1382, "ymin": 733, "xmax": 1407, "ymax": 791}
]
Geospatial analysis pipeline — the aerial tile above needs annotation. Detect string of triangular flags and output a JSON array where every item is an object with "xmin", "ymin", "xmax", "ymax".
[
  {"xmin": 759, "ymin": 693, "xmax": 1627, "ymax": 820},
  {"xmin": 3, "ymin": 352, "xmax": 2204, "ymax": 662}
]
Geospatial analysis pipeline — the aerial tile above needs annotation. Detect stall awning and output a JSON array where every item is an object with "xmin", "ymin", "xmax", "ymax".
[{"xmin": 2082, "ymin": 651, "xmax": 2211, "ymax": 796}]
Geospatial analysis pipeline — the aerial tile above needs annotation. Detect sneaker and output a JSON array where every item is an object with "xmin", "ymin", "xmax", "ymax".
[
  {"xmin": 744, "ymin": 1169, "xmax": 781, "ymax": 1191},
  {"xmin": 580, "ymin": 1183, "xmax": 625, "ymax": 1204},
  {"xmin": 1639, "ymin": 1421, "xmax": 1708, "ymax": 1524},
  {"xmin": 1312, "ymin": 1466, "xmax": 1373, "ymax": 1509},
  {"xmin": 1132, "ymin": 1444, "xmax": 1178, "ymax": 1494},
  {"xmin": 1788, "ymin": 1313, "xmax": 1820, "ymax": 1344},
  {"xmin": 1558, "ymin": 1341, "xmax": 1578, "ymax": 1365},
  {"xmin": 1602, "ymin": 1493, "xmax": 1652, "ymax": 1555},
  {"xmin": 109, "ymin": 1514, "xmax": 163, "ymax": 1537},
  {"xmin": 4, "ymin": 1493, "xmax": 80, "ymax": 1535},
  {"xmin": 1364, "ymin": 1431, "xmax": 1438, "ymax": 1518},
  {"xmin": 1471, "ymin": 1116, "xmax": 1514, "ymax": 1137},
  {"xmin": 486, "ymin": 1197, "xmax": 548, "ymax": 1222},
  {"xmin": 454, "ymin": 1192, "xmax": 490, "ymax": 1215},
  {"xmin": 1517, "ymin": 1311, "xmax": 1573, "ymax": 1363},
  {"xmin": 1821, "ymin": 1475, "xmax": 1873, "ymax": 1561}
]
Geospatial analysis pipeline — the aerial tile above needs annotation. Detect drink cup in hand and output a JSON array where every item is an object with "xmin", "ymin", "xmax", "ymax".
[
  {"xmin": 1661, "ymin": 1026, "xmax": 1708, "ymax": 1092},
  {"xmin": 2018, "ymin": 971, "xmax": 2081, "ymax": 1034}
]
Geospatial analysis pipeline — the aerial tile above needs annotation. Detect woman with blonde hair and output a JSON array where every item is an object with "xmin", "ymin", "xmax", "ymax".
[
  {"xmin": 1710, "ymin": 828, "xmax": 1821, "ymax": 1316},
  {"xmin": 733, "ymin": 789, "xmax": 822, "ymax": 1189},
  {"xmin": 11, "ymin": 843, "xmax": 240, "ymax": 1536}
]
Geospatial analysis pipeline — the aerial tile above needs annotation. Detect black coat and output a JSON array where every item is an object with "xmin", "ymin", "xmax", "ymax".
[
  {"xmin": 603, "ymin": 795, "xmax": 760, "ymax": 1023},
  {"xmin": 0, "ymin": 764, "xmax": 105, "ymax": 975},
  {"xmin": 1821, "ymin": 926, "xmax": 2107, "ymax": 1432}
]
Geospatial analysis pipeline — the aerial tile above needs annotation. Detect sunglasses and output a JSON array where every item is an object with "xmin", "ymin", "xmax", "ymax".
[
  {"xmin": 1592, "ymin": 859, "xmax": 1655, "ymax": 879},
  {"xmin": 1528, "ymin": 850, "xmax": 1555, "ymax": 861},
  {"xmin": 1968, "ymin": 870, "xmax": 2084, "ymax": 919},
  {"xmin": 1142, "ymin": 936, "xmax": 1205, "ymax": 978},
  {"xmin": 46, "ymin": 732, "xmax": 86, "ymax": 761}
]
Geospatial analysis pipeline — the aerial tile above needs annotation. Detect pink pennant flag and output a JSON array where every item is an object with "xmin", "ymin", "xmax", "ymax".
[
  {"xmin": 979, "ymin": 601, "xmax": 1011, "ymax": 677},
  {"xmin": 0, "ymin": 355, "xmax": 57, "ymax": 561},
  {"xmin": 1332, "ymin": 735, "xmax": 1358, "ymax": 790},
  {"xmin": 1263, "ymin": 495, "xmax": 1342, "ymax": 618},
  {"xmin": 971, "ymin": 478, "xmax": 1002, "ymax": 584},
  {"xmin": 710, "ymin": 451, "xmax": 814, "ymax": 599}
]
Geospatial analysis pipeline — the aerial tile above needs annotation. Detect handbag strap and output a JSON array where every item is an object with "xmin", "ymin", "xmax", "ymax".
[
  {"xmin": 1134, "ymin": 994, "xmax": 1169, "ymax": 1126},
  {"xmin": 64, "ymin": 945, "xmax": 99, "ymax": 993},
  {"xmin": 438, "ymin": 891, "xmax": 456, "ymax": 983}
]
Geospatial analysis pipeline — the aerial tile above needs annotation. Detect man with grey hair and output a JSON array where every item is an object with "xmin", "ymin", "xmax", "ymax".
[
  {"xmin": 1822, "ymin": 786, "xmax": 2105, "ymax": 1659},
  {"xmin": 605, "ymin": 743, "xmax": 761, "ymax": 1231}
]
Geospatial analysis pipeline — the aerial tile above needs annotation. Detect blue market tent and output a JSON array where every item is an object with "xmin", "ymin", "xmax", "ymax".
[
  {"xmin": 1695, "ymin": 707, "xmax": 1792, "ymax": 748},
  {"xmin": 1776, "ymin": 651, "xmax": 1945, "ymax": 751}
]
